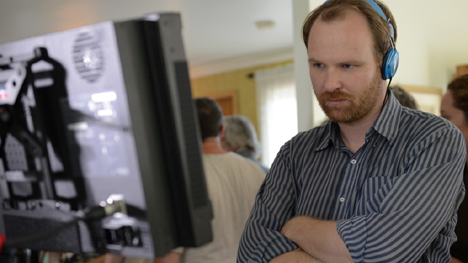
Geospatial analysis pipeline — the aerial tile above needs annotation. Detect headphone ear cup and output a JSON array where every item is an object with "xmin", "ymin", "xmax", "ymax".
[{"xmin": 381, "ymin": 48, "xmax": 399, "ymax": 80}]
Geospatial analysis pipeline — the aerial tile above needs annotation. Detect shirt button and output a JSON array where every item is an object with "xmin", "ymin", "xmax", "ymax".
[
  {"xmin": 350, "ymin": 159, "xmax": 357, "ymax": 164},
  {"xmin": 339, "ymin": 197, "xmax": 345, "ymax": 202}
]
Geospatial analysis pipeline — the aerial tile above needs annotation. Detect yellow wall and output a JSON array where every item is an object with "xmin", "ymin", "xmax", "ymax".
[{"xmin": 191, "ymin": 60, "xmax": 293, "ymax": 132}]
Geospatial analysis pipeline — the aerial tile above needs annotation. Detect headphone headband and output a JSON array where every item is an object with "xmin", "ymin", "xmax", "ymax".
[{"xmin": 364, "ymin": 0, "xmax": 388, "ymax": 21}]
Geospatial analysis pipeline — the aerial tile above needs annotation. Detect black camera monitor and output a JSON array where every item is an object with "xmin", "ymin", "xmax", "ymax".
[{"xmin": 0, "ymin": 13, "xmax": 212, "ymax": 258}]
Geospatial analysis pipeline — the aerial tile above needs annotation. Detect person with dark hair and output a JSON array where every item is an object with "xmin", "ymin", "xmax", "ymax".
[
  {"xmin": 390, "ymin": 85, "xmax": 418, "ymax": 110},
  {"xmin": 195, "ymin": 97, "xmax": 224, "ymax": 141},
  {"xmin": 157, "ymin": 97, "xmax": 265, "ymax": 263},
  {"xmin": 441, "ymin": 74, "xmax": 468, "ymax": 263},
  {"xmin": 237, "ymin": 0, "xmax": 465, "ymax": 262},
  {"xmin": 222, "ymin": 115, "xmax": 269, "ymax": 173}
]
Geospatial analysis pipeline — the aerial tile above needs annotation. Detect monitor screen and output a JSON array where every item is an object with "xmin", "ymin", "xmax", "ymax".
[{"xmin": 0, "ymin": 13, "xmax": 212, "ymax": 259}]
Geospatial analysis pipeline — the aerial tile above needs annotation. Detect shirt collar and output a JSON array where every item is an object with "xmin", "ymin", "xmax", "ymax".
[
  {"xmin": 316, "ymin": 121, "xmax": 340, "ymax": 151},
  {"xmin": 315, "ymin": 89, "xmax": 402, "ymax": 151},
  {"xmin": 371, "ymin": 89, "xmax": 402, "ymax": 146}
]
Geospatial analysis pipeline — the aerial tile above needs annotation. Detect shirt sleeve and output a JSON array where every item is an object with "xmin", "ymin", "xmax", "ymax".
[
  {"xmin": 337, "ymin": 126, "xmax": 467, "ymax": 263},
  {"xmin": 237, "ymin": 143, "xmax": 299, "ymax": 263},
  {"xmin": 171, "ymin": 247, "xmax": 184, "ymax": 254}
]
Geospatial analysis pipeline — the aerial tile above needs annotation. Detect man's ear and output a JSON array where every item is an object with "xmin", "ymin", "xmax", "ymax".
[{"xmin": 219, "ymin": 125, "xmax": 225, "ymax": 138}]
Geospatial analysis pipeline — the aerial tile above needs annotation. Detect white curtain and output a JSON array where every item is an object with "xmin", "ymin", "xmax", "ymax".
[{"xmin": 255, "ymin": 64, "xmax": 297, "ymax": 167}]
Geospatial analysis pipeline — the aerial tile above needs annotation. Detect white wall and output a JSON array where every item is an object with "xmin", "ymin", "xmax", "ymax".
[
  {"xmin": 293, "ymin": 0, "xmax": 316, "ymax": 131},
  {"xmin": 390, "ymin": 0, "xmax": 468, "ymax": 89},
  {"xmin": 0, "ymin": 0, "xmax": 184, "ymax": 43}
]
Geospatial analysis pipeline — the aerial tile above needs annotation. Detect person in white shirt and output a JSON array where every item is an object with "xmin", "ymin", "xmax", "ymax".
[{"xmin": 155, "ymin": 97, "xmax": 265, "ymax": 263}]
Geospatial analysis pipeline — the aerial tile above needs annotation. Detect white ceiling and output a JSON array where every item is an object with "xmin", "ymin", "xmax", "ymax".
[{"xmin": 0, "ymin": 0, "xmax": 293, "ymax": 67}]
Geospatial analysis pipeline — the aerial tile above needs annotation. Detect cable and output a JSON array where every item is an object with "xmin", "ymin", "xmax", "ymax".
[
  {"xmin": 379, "ymin": 78, "xmax": 393, "ymax": 115},
  {"xmin": 3, "ymin": 196, "xmax": 126, "ymax": 247}
]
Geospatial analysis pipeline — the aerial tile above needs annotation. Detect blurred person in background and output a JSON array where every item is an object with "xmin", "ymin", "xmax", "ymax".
[
  {"xmin": 441, "ymin": 74, "xmax": 468, "ymax": 263},
  {"xmin": 390, "ymin": 85, "xmax": 418, "ymax": 110},
  {"xmin": 222, "ymin": 115, "xmax": 269, "ymax": 173}
]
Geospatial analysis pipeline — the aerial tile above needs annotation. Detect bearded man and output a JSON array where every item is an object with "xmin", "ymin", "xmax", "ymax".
[{"xmin": 237, "ymin": 0, "xmax": 466, "ymax": 262}]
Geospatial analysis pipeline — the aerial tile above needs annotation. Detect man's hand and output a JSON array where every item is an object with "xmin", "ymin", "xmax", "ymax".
[
  {"xmin": 154, "ymin": 252, "xmax": 181, "ymax": 263},
  {"xmin": 104, "ymin": 254, "xmax": 124, "ymax": 263},
  {"xmin": 451, "ymin": 255, "xmax": 464, "ymax": 263},
  {"xmin": 269, "ymin": 248, "xmax": 321, "ymax": 263},
  {"xmin": 279, "ymin": 216, "xmax": 353, "ymax": 263},
  {"xmin": 280, "ymin": 216, "xmax": 316, "ymax": 242}
]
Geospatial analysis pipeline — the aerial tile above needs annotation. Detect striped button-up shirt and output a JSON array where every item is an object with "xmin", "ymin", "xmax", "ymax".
[{"xmin": 237, "ymin": 92, "xmax": 466, "ymax": 263}]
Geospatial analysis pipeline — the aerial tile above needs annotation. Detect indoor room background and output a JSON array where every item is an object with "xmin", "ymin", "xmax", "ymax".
[{"xmin": 1, "ymin": 0, "xmax": 467, "ymax": 166}]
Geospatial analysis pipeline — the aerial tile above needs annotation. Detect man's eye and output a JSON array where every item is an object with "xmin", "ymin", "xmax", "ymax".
[
  {"xmin": 342, "ymin": 64, "xmax": 353, "ymax": 69},
  {"xmin": 314, "ymin": 63, "xmax": 324, "ymax": 68}
]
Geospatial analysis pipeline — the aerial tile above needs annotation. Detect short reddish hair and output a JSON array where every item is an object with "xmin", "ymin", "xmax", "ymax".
[{"xmin": 302, "ymin": 0, "xmax": 397, "ymax": 64}]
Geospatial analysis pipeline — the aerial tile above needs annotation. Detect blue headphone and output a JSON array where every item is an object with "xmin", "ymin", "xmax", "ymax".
[{"xmin": 322, "ymin": 0, "xmax": 399, "ymax": 79}]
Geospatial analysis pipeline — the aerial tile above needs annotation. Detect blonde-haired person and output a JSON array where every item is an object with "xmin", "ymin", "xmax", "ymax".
[{"xmin": 221, "ymin": 115, "xmax": 269, "ymax": 173}]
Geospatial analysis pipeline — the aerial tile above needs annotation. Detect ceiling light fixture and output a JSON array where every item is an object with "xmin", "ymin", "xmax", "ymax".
[{"xmin": 255, "ymin": 20, "xmax": 276, "ymax": 30}]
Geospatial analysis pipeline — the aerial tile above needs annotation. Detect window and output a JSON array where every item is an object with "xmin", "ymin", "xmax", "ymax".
[{"xmin": 255, "ymin": 64, "xmax": 297, "ymax": 167}]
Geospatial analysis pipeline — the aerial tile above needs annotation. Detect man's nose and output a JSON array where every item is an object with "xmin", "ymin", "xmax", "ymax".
[{"xmin": 324, "ymin": 69, "xmax": 342, "ymax": 92}]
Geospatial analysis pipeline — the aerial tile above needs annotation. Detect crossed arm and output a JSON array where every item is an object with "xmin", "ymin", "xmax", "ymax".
[
  {"xmin": 104, "ymin": 252, "xmax": 181, "ymax": 263},
  {"xmin": 270, "ymin": 216, "xmax": 353, "ymax": 263}
]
